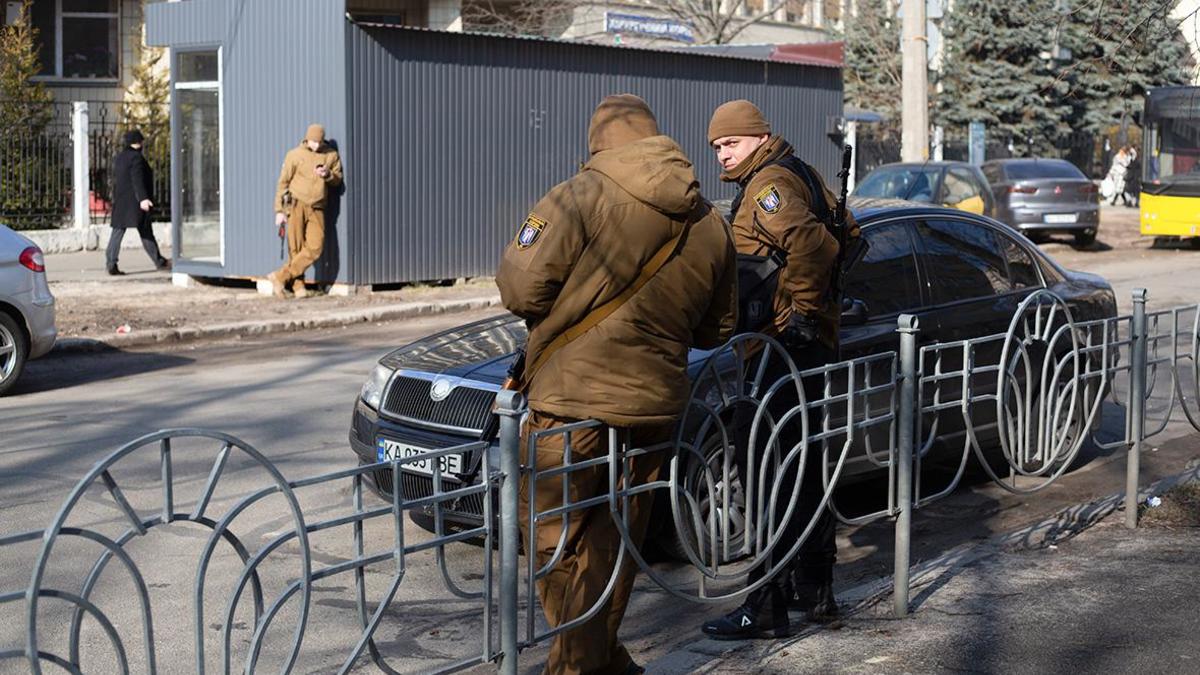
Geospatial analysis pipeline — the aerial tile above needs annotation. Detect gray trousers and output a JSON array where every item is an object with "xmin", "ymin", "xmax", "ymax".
[{"xmin": 106, "ymin": 218, "xmax": 165, "ymax": 270}]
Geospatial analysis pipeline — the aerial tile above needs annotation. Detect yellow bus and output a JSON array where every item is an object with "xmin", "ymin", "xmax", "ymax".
[{"xmin": 1141, "ymin": 86, "xmax": 1200, "ymax": 246}]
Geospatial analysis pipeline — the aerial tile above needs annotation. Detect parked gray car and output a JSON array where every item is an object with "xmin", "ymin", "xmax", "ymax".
[
  {"xmin": 0, "ymin": 225, "xmax": 56, "ymax": 396},
  {"xmin": 981, "ymin": 158, "xmax": 1101, "ymax": 245}
]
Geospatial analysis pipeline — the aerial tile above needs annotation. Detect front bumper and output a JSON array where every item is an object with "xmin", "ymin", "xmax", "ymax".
[{"xmin": 349, "ymin": 398, "xmax": 490, "ymax": 531}]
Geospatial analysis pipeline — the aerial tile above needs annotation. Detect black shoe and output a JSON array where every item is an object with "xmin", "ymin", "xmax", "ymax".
[
  {"xmin": 621, "ymin": 662, "xmax": 645, "ymax": 675},
  {"xmin": 790, "ymin": 581, "xmax": 839, "ymax": 623},
  {"xmin": 107, "ymin": 267, "xmax": 125, "ymax": 276},
  {"xmin": 155, "ymin": 259, "xmax": 172, "ymax": 271},
  {"xmin": 701, "ymin": 588, "xmax": 791, "ymax": 640}
]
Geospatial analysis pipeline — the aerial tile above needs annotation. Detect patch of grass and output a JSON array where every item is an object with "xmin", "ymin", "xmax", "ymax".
[{"xmin": 1140, "ymin": 482, "xmax": 1200, "ymax": 528}]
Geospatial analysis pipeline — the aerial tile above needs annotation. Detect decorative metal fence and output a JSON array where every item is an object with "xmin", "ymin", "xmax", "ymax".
[
  {"xmin": 2, "ymin": 289, "xmax": 1198, "ymax": 674},
  {"xmin": 0, "ymin": 101, "xmax": 169, "ymax": 231}
]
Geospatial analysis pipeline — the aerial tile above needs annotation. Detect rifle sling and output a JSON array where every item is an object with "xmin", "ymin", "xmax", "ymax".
[{"xmin": 521, "ymin": 215, "xmax": 693, "ymax": 388}]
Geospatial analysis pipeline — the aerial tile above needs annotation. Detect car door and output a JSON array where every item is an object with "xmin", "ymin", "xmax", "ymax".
[{"xmin": 938, "ymin": 167, "xmax": 987, "ymax": 215}]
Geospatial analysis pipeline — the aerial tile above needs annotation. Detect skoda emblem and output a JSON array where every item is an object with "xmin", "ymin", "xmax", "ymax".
[{"xmin": 430, "ymin": 379, "xmax": 453, "ymax": 402}]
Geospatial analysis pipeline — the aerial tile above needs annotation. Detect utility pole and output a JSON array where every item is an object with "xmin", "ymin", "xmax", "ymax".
[{"xmin": 901, "ymin": 0, "xmax": 929, "ymax": 161}]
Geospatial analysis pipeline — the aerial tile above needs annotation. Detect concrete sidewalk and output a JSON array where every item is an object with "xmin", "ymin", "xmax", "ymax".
[
  {"xmin": 43, "ymin": 249, "xmax": 502, "ymax": 353},
  {"xmin": 652, "ymin": 469, "xmax": 1200, "ymax": 674}
]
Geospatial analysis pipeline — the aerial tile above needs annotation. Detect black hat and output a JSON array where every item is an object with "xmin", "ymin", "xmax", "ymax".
[{"xmin": 124, "ymin": 129, "xmax": 145, "ymax": 146}]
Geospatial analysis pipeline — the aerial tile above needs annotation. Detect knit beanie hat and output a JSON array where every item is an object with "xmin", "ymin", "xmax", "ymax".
[
  {"xmin": 707, "ymin": 100, "xmax": 771, "ymax": 144},
  {"xmin": 587, "ymin": 94, "xmax": 659, "ymax": 154},
  {"xmin": 304, "ymin": 124, "xmax": 325, "ymax": 143}
]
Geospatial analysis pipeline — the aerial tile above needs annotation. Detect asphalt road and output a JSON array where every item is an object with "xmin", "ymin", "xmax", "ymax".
[{"xmin": 3, "ymin": 238, "xmax": 1200, "ymax": 673}]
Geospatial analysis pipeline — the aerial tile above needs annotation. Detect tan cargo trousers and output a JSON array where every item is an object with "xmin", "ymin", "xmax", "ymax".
[
  {"xmin": 274, "ymin": 200, "xmax": 324, "ymax": 286},
  {"xmin": 518, "ymin": 410, "xmax": 670, "ymax": 675}
]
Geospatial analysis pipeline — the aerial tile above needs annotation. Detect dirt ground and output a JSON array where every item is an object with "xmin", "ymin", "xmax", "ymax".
[
  {"xmin": 1142, "ymin": 482, "xmax": 1200, "ymax": 528},
  {"xmin": 50, "ymin": 272, "xmax": 499, "ymax": 338}
]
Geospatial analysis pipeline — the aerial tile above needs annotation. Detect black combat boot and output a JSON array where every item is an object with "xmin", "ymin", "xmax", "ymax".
[
  {"xmin": 701, "ymin": 583, "xmax": 792, "ymax": 640},
  {"xmin": 790, "ymin": 565, "xmax": 838, "ymax": 622}
]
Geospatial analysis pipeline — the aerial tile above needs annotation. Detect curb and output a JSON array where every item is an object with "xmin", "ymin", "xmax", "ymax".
[
  {"xmin": 21, "ymin": 222, "xmax": 172, "ymax": 255},
  {"xmin": 51, "ymin": 294, "xmax": 503, "ymax": 354}
]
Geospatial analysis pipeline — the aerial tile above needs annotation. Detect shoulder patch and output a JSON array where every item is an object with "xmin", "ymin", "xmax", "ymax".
[
  {"xmin": 516, "ymin": 214, "xmax": 547, "ymax": 249},
  {"xmin": 754, "ymin": 183, "xmax": 782, "ymax": 214}
]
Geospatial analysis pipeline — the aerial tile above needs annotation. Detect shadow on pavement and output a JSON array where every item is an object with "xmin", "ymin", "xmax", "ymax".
[{"xmin": 10, "ymin": 347, "xmax": 194, "ymax": 395}]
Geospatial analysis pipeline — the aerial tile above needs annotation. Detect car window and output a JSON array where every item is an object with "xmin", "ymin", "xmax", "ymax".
[
  {"xmin": 981, "ymin": 163, "xmax": 1005, "ymax": 185},
  {"xmin": 853, "ymin": 166, "xmax": 940, "ymax": 203},
  {"xmin": 844, "ymin": 221, "xmax": 923, "ymax": 317},
  {"xmin": 916, "ymin": 219, "xmax": 1012, "ymax": 303},
  {"xmin": 1000, "ymin": 233, "xmax": 1041, "ymax": 289},
  {"xmin": 941, "ymin": 168, "xmax": 986, "ymax": 214},
  {"xmin": 1002, "ymin": 160, "xmax": 1086, "ymax": 180}
]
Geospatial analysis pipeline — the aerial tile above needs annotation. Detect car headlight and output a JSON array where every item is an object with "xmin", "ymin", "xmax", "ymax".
[{"xmin": 360, "ymin": 364, "xmax": 395, "ymax": 410}]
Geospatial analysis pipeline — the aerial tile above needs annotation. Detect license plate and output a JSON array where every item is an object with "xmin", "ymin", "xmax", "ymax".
[
  {"xmin": 1043, "ymin": 213, "xmax": 1078, "ymax": 224},
  {"xmin": 376, "ymin": 438, "xmax": 464, "ymax": 476}
]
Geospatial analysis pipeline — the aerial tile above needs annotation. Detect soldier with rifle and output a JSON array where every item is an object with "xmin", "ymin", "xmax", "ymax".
[{"xmin": 701, "ymin": 99, "xmax": 864, "ymax": 640}]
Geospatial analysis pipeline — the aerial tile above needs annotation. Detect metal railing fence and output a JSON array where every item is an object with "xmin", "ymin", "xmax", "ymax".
[{"xmin": 2, "ymin": 289, "xmax": 1198, "ymax": 673}]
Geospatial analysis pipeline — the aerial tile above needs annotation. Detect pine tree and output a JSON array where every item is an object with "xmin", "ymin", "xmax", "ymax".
[
  {"xmin": 0, "ymin": 0, "xmax": 60, "ymax": 230},
  {"xmin": 844, "ymin": 0, "xmax": 903, "ymax": 139},
  {"xmin": 0, "ymin": 0, "xmax": 52, "ymax": 135},
  {"xmin": 935, "ymin": 0, "xmax": 1074, "ymax": 155},
  {"xmin": 1063, "ymin": 0, "xmax": 1194, "ymax": 135},
  {"xmin": 121, "ymin": 10, "xmax": 170, "ymax": 171}
]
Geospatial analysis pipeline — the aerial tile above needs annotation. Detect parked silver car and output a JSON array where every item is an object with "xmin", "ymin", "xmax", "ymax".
[
  {"xmin": 981, "ymin": 158, "xmax": 1101, "ymax": 245},
  {"xmin": 0, "ymin": 225, "xmax": 56, "ymax": 396}
]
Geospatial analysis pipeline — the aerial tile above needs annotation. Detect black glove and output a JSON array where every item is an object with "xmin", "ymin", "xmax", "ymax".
[{"xmin": 781, "ymin": 312, "xmax": 818, "ymax": 350}]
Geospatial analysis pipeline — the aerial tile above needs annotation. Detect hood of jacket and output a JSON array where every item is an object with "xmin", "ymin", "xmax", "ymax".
[{"xmin": 584, "ymin": 135, "xmax": 699, "ymax": 216}]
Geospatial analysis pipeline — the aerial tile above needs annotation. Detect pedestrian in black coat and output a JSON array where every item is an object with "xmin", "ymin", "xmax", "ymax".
[{"xmin": 107, "ymin": 129, "xmax": 169, "ymax": 275}]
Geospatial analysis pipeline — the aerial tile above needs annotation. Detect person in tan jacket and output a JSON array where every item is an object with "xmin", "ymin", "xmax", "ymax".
[
  {"xmin": 267, "ymin": 124, "xmax": 342, "ymax": 298},
  {"xmin": 497, "ymin": 94, "xmax": 737, "ymax": 675},
  {"xmin": 701, "ymin": 100, "xmax": 860, "ymax": 641}
]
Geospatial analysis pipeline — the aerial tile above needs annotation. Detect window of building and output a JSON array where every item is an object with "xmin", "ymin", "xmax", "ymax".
[
  {"xmin": 31, "ymin": 0, "xmax": 119, "ymax": 80},
  {"xmin": 174, "ymin": 49, "xmax": 223, "ymax": 262}
]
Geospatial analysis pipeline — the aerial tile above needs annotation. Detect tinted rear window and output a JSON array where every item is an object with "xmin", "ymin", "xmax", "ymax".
[
  {"xmin": 853, "ymin": 166, "xmax": 941, "ymax": 202},
  {"xmin": 1002, "ymin": 161, "xmax": 1086, "ymax": 180}
]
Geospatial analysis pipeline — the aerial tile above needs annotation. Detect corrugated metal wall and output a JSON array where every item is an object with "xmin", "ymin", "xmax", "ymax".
[
  {"xmin": 147, "ymin": 0, "xmax": 350, "ymax": 281},
  {"xmin": 148, "ymin": 3, "xmax": 843, "ymax": 285},
  {"xmin": 346, "ymin": 25, "xmax": 842, "ymax": 285}
]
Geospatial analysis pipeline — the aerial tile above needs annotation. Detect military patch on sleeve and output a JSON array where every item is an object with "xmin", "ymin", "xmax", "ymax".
[
  {"xmin": 516, "ymin": 214, "xmax": 547, "ymax": 249},
  {"xmin": 754, "ymin": 184, "xmax": 782, "ymax": 214}
]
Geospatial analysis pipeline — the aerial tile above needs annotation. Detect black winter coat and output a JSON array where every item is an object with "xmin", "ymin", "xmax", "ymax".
[{"xmin": 111, "ymin": 147, "xmax": 153, "ymax": 229}]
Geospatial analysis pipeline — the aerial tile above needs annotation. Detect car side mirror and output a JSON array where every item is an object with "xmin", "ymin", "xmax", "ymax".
[{"xmin": 841, "ymin": 297, "xmax": 869, "ymax": 326}]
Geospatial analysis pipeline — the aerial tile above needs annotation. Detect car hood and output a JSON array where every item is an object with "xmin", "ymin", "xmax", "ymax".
[{"xmin": 378, "ymin": 313, "xmax": 719, "ymax": 385}]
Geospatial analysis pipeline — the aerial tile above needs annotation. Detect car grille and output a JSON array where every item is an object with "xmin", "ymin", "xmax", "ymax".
[
  {"xmin": 380, "ymin": 376, "xmax": 497, "ymax": 433},
  {"xmin": 371, "ymin": 467, "xmax": 486, "ymax": 518}
]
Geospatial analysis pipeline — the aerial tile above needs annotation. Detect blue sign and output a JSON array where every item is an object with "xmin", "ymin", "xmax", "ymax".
[{"xmin": 605, "ymin": 12, "xmax": 694, "ymax": 43}]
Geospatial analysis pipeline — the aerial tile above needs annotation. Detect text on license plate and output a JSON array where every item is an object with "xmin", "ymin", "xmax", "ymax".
[
  {"xmin": 376, "ymin": 438, "xmax": 464, "ymax": 476},
  {"xmin": 1043, "ymin": 213, "xmax": 1078, "ymax": 224}
]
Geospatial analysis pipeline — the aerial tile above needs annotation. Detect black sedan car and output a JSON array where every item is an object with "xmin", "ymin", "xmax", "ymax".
[
  {"xmin": 981, "ymin": 158, "xmax": 1101, "ymax": 245},
  {"xmin": 348, "ymin": 201, "xmax": 1116, "ymax": 550}
]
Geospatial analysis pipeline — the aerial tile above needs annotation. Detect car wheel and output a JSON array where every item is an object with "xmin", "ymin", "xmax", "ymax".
[
  {"xmin": 659, "ymin": 433, "xmax": 748, "ymax": 564},
  {"xmin": 0, "ymin": 312, "xmax": 29, "ymax": 396},
  {"xmin": 1073, "ymin": 230, "xmax": 1097, "ymax": 247}
]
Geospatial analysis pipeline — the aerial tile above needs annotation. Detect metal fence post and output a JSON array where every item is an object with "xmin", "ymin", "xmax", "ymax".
[
  {"xmin": 71, "ymin": 101, "xmax": 89, "ymax": 230},
  {"xmin": 1126, "ymin": 289, "xmax": 1148, "ymax": 529},
  {"xmin": 894, "ymin": 314, "xmax": 919, "ymax": 617},
  {"xmin": 495, "ymin": 390, "xmax": 525, "ymax": 675}
]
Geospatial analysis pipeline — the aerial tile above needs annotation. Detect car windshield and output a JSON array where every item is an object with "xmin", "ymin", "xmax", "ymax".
[
  {"xmin": 854, "ymin": 166, "xmax": 940, "ymax": 202},
  {"xmin": 1001, "ymin": 160, "xmax": 1085, "ymax": 180}
]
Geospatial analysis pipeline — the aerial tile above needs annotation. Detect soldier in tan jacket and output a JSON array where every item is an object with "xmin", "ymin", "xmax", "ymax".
[
  {"xmin": 267, "ymin": 124, "xmax": 342, "ymax": 298},
  {"xmin": 497, "ymin": 94, "xmax": 737, "ymax": 675},
  {"xmin": 702, "ymin": 100, "xmax": 860, "ymax": 641}
]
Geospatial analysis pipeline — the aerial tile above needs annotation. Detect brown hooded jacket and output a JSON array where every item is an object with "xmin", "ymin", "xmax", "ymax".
[{"xmin": 497, "ymin": 132, "xmax": 738, "ymax": 427}]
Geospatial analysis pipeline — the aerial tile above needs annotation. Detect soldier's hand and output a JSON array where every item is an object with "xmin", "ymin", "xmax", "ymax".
[
  {"xmin": 275, "ymin": 212, "xmax": 287, "ymax": 226},
  {"xmin": 314, "ymin": 165, "xmax": 328, "ymax": 178},
  {"xmin": 139, "ymin": 199, "xmax": 153, "ymax": 212},
  {"xmin": 781, "ymin": 313, "xmax": 818, "ymax": 350}
]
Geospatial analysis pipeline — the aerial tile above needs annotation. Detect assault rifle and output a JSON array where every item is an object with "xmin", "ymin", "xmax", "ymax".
[{"xmin": 832, "ymin": 144, "xmax": 868, "ymax": 312}]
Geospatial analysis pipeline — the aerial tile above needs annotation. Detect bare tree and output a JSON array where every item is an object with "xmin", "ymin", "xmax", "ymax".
[{"xmin": 463, "ymin": 0, "xmax": 798, "ymax": 45}]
